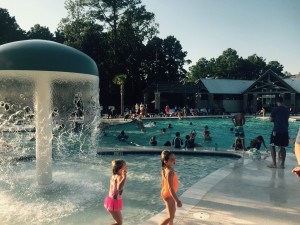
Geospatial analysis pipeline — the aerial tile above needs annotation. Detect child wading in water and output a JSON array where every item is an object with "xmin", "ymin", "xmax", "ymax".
[
  {"xmin": 104, "ymin": 159, "xmax": 127, "ymax": 225},
  {"xmin": 160, "ymin": 150, "xmax": 182, "ymax": 225}
]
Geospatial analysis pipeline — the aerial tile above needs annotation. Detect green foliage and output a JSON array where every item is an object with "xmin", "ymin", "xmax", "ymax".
[
  {"xmin": 0, "ymin": 8, "xmax": 26, "ymax": 44},
  {"xmin": 54, "ymin": 30, "xmax": 66, "ymax": 44},
  {"xmin": 186, "ymin": 57, "xmax": 212, "ymax": 82},
  {"xmin": 27, "ymin": 24, "xmax": 54, "ymax": 40},
  {"xmin": 113, "ymin": 74, "xmax": 127, "ymax": 85},
  {"xmin": 59, "ymin": 0, "xmax": 161, "ymax": 106},
  {"xmin": 267, "ymin": 61, "xmax": 284, "ymax": 76},
  {"xmin": 142, "ymin": 36, "xmax": 190, "ymax": 84},
  {"xmin": 242, "ymin": 54, "xmax": 267, "ymax": 79},
  {"xmin": 214, "ymin": 48, "xmax": 242, "ymax": 79},
  {"xmin": 113, "ymin": 74, "xmax": 127, "ymax": 115},
  {"xmin": 187, "ymin": 48, "xmax": 286, "ymax": 82}
]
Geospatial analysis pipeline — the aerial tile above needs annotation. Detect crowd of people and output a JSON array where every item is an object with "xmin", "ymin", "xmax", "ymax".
[
  {"xmin": 115, "ymin": 120, "xmax": 214, "ymax": 149},
  {"xmin": 114, "ymin": 113, "xmax": 274, "ymax": 154},
  {"xmin": 111, "ymin": 98, "xmax": 299, "ymax": 168},
  {"xmin": 102, "ymin": 102, "xmax": 230, "ymax": 121},
  {"xmin": 113, "ymin": 110, "xmax": 280, "ymax": 153}
]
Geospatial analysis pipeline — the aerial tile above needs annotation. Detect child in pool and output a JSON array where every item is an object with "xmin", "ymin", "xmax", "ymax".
[
  {"xmin": 160, "ymin": 150, "xmax": 182, "ymax": 225},
  {"xmin": 149, "ymin": 136, "xmax": 157, "ymax": 146},
  {"xmin": 104, "ymin": 159, "xmax": 127, "ymax": 225}
]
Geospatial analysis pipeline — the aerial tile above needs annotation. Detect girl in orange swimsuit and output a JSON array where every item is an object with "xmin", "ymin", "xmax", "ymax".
[
  {"xmin": 160, "ymin": 150, "xmax": 182, "ymax": 225},
  {"xmin": 104, "ymin": 159, "xmax": 127, "ymax": 225}
]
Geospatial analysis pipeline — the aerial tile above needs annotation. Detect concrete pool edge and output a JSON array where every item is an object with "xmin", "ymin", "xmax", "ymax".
[
  {"xmin": 96, "ymin": 147, "xmax": 241, "ymax": 159},
  {"xmin": 2, "ymin": 147, "xmax": 240, "ymax": 163}
]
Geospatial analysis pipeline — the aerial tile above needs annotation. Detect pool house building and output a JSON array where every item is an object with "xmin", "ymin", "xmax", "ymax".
[{"xmin": 143, "ymin": 69, "xmax": 300, "ymax": 114}]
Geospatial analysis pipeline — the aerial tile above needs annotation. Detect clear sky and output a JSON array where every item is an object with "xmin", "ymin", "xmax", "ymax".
[{"xmin": 1, "ymin": 0, "xmax": 299, "ymax": 74}]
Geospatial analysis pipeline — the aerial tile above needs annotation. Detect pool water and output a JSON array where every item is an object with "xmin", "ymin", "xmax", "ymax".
[
  {"xmin": 99, "ymin": 117, "xmax": 299, "ymax": 152},
  {"xmin": 0, "ymin": 154, "xmax": 236, "ymax": 225}
]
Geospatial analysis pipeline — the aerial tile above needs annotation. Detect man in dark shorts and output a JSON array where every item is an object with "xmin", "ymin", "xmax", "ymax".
[{"xmin": 269, "ymin": 96, "xmax": 289, "ymax": 168}]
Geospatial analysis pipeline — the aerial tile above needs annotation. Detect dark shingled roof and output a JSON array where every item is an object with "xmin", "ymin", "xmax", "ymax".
[{"xmin": 143, "ymin": 81, "xmax": 207, "ymax": 93}]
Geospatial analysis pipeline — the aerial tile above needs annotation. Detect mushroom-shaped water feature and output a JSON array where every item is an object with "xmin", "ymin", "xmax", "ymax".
[{"xmin": 0, "ymin": 40, "xmax": 99, "ymax": 185}]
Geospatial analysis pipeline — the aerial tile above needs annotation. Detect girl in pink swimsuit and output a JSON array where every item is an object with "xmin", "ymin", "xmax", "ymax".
[
  {"xmin": 160, "ymin": 150, "xmax": 182, "ymax": 225},
  {"xmin": 104, "ymin": 159, "xmax": 127, "ymax": 225}
]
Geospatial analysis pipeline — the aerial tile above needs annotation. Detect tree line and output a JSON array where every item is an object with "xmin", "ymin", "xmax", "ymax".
[
  {"xmin": 186, "ymin": 48, "xmax": 289, "ymax": 82},
  {"xmin": 0, "ymin": 0, "xmax": 290, "ymax": 110}
]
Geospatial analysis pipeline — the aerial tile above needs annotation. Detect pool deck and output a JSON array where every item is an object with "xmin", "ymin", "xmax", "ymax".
[
  {"xmin": 142, "ymin": 151, "xmax": 300, "ymax": 225},
  {"xmin": 101, "ymin": 115, "xmax": 300, "ymax": 123}
]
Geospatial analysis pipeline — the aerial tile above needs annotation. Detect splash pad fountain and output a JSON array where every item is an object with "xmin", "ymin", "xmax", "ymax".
[
  {"xmin": 0, "ymin": 40, "xmax": 107, "ymax": 224},
  {"xmin": 0, "ymin": 40, "xmax": 99, "ymax": 184}
]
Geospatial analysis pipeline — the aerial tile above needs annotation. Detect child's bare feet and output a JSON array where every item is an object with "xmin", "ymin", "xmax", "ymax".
[{"xmin": 267, "ymin": 164, "xmax": 277, "ymax": 168}]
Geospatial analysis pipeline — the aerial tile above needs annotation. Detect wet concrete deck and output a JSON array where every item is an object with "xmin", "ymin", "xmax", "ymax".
[{"xmin": 143, "ymin": 152, "xmax": 300, "ymax": 225}]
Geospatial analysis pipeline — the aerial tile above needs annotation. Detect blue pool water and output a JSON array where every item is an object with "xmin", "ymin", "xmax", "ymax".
[{"xmin": 98, "ymin": 117, "xmax": 299, "ymax": 152}]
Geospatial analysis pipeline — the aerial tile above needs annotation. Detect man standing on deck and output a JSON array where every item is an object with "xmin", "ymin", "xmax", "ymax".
[
  {"xmin": 268, "ymin": 96, "xmax": 289, "ymax": 168},
  {"xmin": 232, "ymin": 112, "xmax": 246, "ymax": 151}
]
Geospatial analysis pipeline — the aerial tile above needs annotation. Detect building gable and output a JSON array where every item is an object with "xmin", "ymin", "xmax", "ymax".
[
  {"xmin": 243, "ymin": 69, "xmax": 297, "ymax": 94},
  {"xmin": 200, "ymin": 79, "xmax": 254, "ymax": 94}
]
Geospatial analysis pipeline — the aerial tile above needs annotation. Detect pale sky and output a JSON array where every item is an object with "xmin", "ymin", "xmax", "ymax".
[{"xmin": 1, "ymin": 0, "xmax": 299, "ymax": 74}]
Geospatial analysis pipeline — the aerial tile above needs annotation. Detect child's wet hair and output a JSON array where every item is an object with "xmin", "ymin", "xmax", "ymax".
[
  {"xmin": 112, "ymin": 159, "xmax": 126, "ymax": 174},
  {"xmin": 161, "ymin": 150, "xmax": 174, "ymax": 167},
  {"xmin": 257, "ymin": 136, "xmax": 263, "ymax": 141}
]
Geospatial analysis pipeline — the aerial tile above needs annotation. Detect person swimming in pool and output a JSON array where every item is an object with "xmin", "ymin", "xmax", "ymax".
[
  {"xmin": 202, "ymin": 126, "xmax": 212, "ymax": 141},
  {"xmin": 232, "ymin": 138, "xmax": 243, "ymax": 150},
  {"xmin": 184, "ymin": 135, "xmax": 193, "ymax": 149},
  {"xmin": 144, "ymin": 121, "xmax": 156, "ymax": 127},
  {"xmin": 167, "ymin": 123, "xmax": 173, "ymax": 129},
  {"xmin": 116, "ymin": 130, "xmax": 128, "ymax": 141},
  {"xmin": 247, "ymin": 135, "xmax": 267, "ymax": 151},
  {"xmin": 172, "ymin": 132, "xmax": 183, "ymax": 149},
  {"xmin": 149, "ymin": 136, "xmax": 157, "ymax": 146},
  {"xmin": 231, "ymin": 113, "xmax": 246, "ymax": 151}
]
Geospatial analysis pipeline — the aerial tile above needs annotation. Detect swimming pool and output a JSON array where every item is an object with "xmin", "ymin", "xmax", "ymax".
[
  {"xmin": 1, "ymin": 116, "xmax": 297, "ymax": 224},
  {"xmin": 98, "ymin": 117, "xmax": 299, "ymax": 152},
  {"xmin": 0, "ymin": 153, "xmax": 237, "ymax": 225}
]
